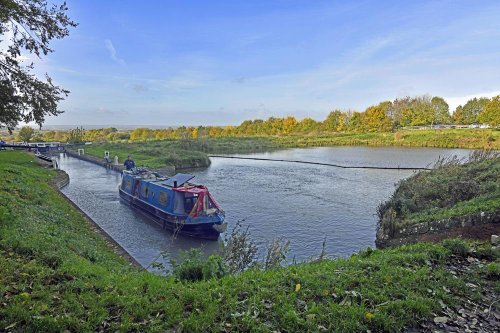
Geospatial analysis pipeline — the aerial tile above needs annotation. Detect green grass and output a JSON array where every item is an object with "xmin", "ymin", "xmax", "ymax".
[
  {"xmin": 189, "ymin": 137, "xmax": 278, "ymax": 153},
  {"xmin": 379, "ymin": 153, "xmax": 500, "ymax": 229},
  {"xmin": 74, "ymin": 141, "xmax": 211, "ymax": 169},
  {"xmin": 272, "ymin": 129, "xmax": 500, "ymax": 149},
  {"xmin": 75, "ymin": 138, "xmax": 277, "ymax": 170},
  {"xmin": 0, "ymin": 151, "xmax": 498, "ymax": 332}
]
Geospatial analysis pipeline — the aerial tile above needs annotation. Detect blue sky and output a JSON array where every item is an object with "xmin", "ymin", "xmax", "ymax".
[{"xmin": 32, "ymin": 0, "xmax": 500, "ymax": 127}]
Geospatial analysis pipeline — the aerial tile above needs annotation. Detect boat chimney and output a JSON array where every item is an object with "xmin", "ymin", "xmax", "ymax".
[{"xmin": 173, "ymin": 181, "xmax": 178, "ymax": 188}]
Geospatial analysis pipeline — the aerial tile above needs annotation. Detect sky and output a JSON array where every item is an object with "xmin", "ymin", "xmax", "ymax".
[{"xmin": 18, "ymin": 0, "xmax": 500, "ymax": 127}]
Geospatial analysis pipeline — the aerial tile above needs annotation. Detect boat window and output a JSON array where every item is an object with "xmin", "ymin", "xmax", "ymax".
[
  {"xmin": 184, "ymin": 194, "xmax": 198, "ymax": 212},
  {"xmin": 207, "ymin": 196, "xmax": 217, "ymax": 209},
  {"xmin": 141, "ymin": 185, "xmax": 148, "ymax": 198},
  {"xmin": 122, "ymin": 178, "xmax": 132, "ymax": 190},
  {"xmin": 159, "ymin": 192, "xmax": 168, "ymax": 205},
  {"xmin": 173, "ymin": 192, "xmax": 186, "ymax": 214},
  {"xmin": 133, "ymin": 180, "xmax": 140, "ymax": 196}
]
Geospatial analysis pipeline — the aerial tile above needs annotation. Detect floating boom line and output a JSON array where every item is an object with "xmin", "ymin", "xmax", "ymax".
[{"xmin": 208, "ymin": 155, "xmax": 433, "ymax": 171}]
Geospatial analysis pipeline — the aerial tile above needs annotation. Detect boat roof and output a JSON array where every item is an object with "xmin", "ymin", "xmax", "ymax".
[
  {"xmin": 124, "ymin": 170, "xmax": 209, "ymax": 193},
  {"xmin": 163, "ymin": 173, "xmax": 195, "ymax": 187},
  {"xmin": 173, "ymin": 185, "xmax": 209, "ymax": 194}
]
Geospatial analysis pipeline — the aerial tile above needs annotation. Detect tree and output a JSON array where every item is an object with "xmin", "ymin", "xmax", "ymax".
[
  {"xmin": 363, "ymin": 101, "xmax": 392, "ymax": 132},
  {"xmin": 0, "ymin": 0, "xmax": 77, "ymax": 132},
  {"xmin": 67, "ymin": 126, "xmax": 85, "ymax": 143},
  {"xmin": 190, "ymin": 127, "xmax": 199, "ymax": 139},
  {"xmin": 17, "ymin": 125, "xmax": 34, "ymax": 142},
  {"xmin": 282, "ymin": 116, "xmax": 297, "ymax": 134},
  {"xmin": 391, "ymin": 97, "xmax": 412, "ymax": 127},
  {"xmin": 478, "ymin": 95, "xmax": 500, "ymax": 126},
  {"xmin": 431, "ymin": 96, "xmax": 451, "ymax": 124},
  {"xmin": 323, "ymin": 110, "xmax": 346, "ymax": 132},
  {"xmin": 296, "ymin": 117, "xmax": 319, "ymax": 133},
  {"xmin": 347, "ymin": 111, "xmax": 364, "ymax": 132},
  {"xmin": 460, "ymin": 97, "xmax": 490, "ymax": 124},
  {"xmin": 130, "ymin": 128, "xmax": 154, "ymax": 141},
  {"xmin": 453, "ymin": 105, "xmax": 465, "ymax": 124},
  {"xmin": 42, "ymin": 130, "xmax": 56, "ymax": 141}
]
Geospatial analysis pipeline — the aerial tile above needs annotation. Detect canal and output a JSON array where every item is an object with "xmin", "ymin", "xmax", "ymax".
[{"xmin": 58, "ymin": 146, "xmax": 472, "ymax": 271}]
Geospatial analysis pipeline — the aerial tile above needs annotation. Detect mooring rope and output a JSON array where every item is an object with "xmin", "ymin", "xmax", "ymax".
[{"xmin": 208, "ymin": 155, "xmax": 433, "ymax": 171}]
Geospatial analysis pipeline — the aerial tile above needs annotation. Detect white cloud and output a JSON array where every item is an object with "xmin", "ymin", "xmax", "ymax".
[
  {"xmin": 445, "ymin": 91, "xmax": 500, "ymax": 111},
  {"xmin": 104, "ymin": 39, "xmax": 125, "ymax": 66}
]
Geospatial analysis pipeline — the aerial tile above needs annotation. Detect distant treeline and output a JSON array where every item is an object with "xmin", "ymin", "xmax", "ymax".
[{"xmin": 6, "ymin": 94, "xmax": 500, "ymax": 143}]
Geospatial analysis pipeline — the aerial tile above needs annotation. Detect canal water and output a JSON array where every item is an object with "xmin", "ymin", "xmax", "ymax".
[{"xmin": 58, "ymin": 146, "xmax": 472, "ymax": 271}]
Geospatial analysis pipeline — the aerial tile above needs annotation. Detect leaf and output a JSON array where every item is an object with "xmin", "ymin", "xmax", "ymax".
[
  {"xmin": 433, "ymin": 316, "xmax": 449, "ymax": 324},
  {"xmin": 19, "ymin": 292, "xmax": 30, "ymax": 299},
  {"xmin": 295, "ymin": 283, "xmax": 301, "ymax": 292},
  {"xmin": 261, "ymin": 299, "xmax": 273, "ymax": 309},
  {"xmin": 5, "ymin": 322, "xmax": 17, "ymax": 330},
  {"xmin": 365, "ymin": 312, "xmax": 374, "ymax": 320}
]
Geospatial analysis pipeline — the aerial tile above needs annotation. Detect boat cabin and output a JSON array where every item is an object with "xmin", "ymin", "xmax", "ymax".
[{"xmin": 120, "ymin": 171, "xmax": 222, "ymax": 218}]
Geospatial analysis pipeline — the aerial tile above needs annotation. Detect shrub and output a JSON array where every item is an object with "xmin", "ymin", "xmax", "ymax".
[
  {"xmin": 171, "ymin": 249, "xmax": 228, "ymax": 282},
  {"xmin": 171, "ymin": 249, "xmax": 205, "ymax": 281},
  {"xmin": 222, "ymin": 222, "xmax": 258, "ymax": 274},
  {"xmin": 442, "ymin": 239, "xmax": 469, "ymax": 257},
  {"xmin": 484, "ymin": 262, "xmax": 500, "ymax": 279},
  {"xmin": 264, "ymin": 237, "xmax": 290, "ymax": 269}
]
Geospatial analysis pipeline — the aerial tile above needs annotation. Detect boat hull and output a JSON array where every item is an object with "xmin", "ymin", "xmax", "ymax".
[{"xmin": 119, "ymin": 188, "xmax": 225, "ymax": 240}]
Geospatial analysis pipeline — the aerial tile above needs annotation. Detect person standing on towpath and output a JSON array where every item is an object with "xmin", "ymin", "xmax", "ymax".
[{"xmin": 124, "ymin": 155, "xmax": 135, "ymax": 170}]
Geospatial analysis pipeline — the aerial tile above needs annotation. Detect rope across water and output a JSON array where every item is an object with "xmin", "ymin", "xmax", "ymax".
[{"xmin": 208, "ymin": 155, "xmax": 433, "ymax": 171}]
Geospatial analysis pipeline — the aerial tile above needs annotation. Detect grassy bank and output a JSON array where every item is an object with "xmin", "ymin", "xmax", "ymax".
[
  {"xmin": 0, "ymin": 151, "xmax": 498, "ymax": 332},
  {"xmin": 378, "ymin": 152, "xmax": 500, "ymax": 230},
  {"xmin": 272, "ymin": 129, "xmax": 500, "ymax": 149},
  {"xmin": 72, "ymin": 141, "xmax": 211, "ymax": 169},
  {"xmin": 74, "ymin": 138, "xmax": 277, "ymax": 170}
]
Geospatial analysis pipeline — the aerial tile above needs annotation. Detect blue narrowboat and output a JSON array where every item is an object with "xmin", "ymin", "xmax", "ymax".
[{"xmin": 119, "ymin": 169, "xmax": 226, "ymax": 240}]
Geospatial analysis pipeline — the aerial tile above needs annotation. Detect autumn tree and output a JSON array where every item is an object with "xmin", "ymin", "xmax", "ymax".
[
  {"xmin": 391, "ymin": 97, "xmax": 411, "ymax": 127},
  {"xmin": 17, "ymin": 125, "xmax": 34, "ymax": 142},
  {"xmin": 282, "ymin": 116, "xmax": 298, "ymax": 134},
  {"xmin": 190, "ymin": 127, "xmax": 199, "ymax": 139},
  {"xmin": 208, "ymin": 126, "xmax": 223, "ymax": 137},
  {"xmin": 42, "ymin": 130, "xmax": 56, "ymax": 141},
  {"xmin": 130, "ymin": 128, "xmax": 154, "ymax": 141},
  {"xmin": 363, "ymin": 101, "xmax": 392, "ymax": 132},
  {"xmin": 67, "ymin": 127, "xmax": 85, "ymax": 143},
  {"xmin": 453, "ymin": 105, "xmax": 465, "ymax": 124},
  {"xmin": 347, "ymin": 111, "xmax": 364, "ymax": 132},
  {"xmin": 323, "ymin": 110, "xmax": 346, "ymax": 132},
  {"xmin": 296, "ymin": 117, "xmax": 320, "ymax": 133},
  {"xmin": 0, "ymin": 0, "xmax": 77, "ymax": 132},
  {"xmin": 478, "ymin": 95, "xmax": 500, "ymax": 126}
]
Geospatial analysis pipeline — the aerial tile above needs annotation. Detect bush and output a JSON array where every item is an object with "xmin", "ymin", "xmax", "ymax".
[
  {"xmin": 222, "ymin": 222, "xmax": 258, "ymax": 274},
  {"xmin": 474, "ymin": 245, "xmax": 498, "ymax": 261},
  {"xmin": 484, "ymin": 262, "xmax": 500, "ymax": 279},
  {"xmin": 442, "ymin": 239, "xmax": 469, "ymax": 257},
  {"xmin": 171, "ymin": 249, "xmax": 228, "ymax": 282},
  {"xmin": 264, "ymin": 237, "xmax": 290, "ymax": 269}
]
